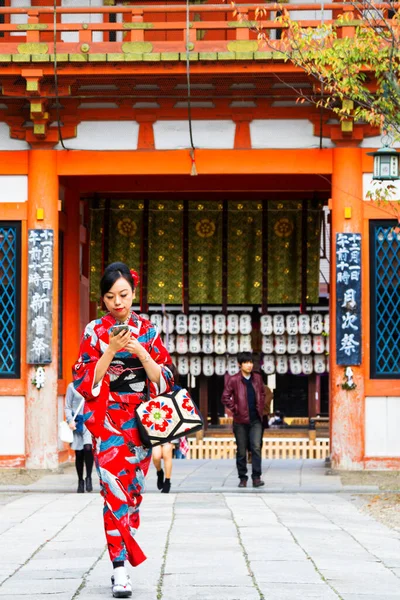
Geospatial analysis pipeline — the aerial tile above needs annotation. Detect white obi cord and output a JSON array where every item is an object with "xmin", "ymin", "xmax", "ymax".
[
  {"xmin": 273, "ymin": 314, "xmax": 285, "ymax": 335},
  {"xmin": 215, "ymin": 356, "xmax": 227, "ymax": 375},
  {"xmin": 177, "ymin": 356, "xmax": 189, "ymax": 376},
  {"xmin": 202, "ymin": 356, "xmax": 214, "ymax": 376},
  {"xmin": 175, "ymin": 313, "xmax": 188, "ymax": 335},
  {"xmin": 214, "ymin": 314, "xmax": 227, "ymax": 334},
  {"xmin": 201, "ymin": 314, "xmax": 214, "ymax": 334},
  {"xmin": 239, "ymin": 314, "xmax": 252, "ymax": 335},
  {"xmin": 214, "ymin": 335, "xmax": 227, "ymax": 355},
  {"xmin": 298, "ymin": 314, "xmax": 310, "ymax": 334},
  {"xmin": 260, "ymin": 314, "xmax": 273, "ymax": 336},
  {"xmin": 262, "ymin": 336, "xmax": 274, "ymax": 354},
  {"xmin": 311, "ymin": 313, "xmax": 323, "ymax": 335},
  {"xmin": 286, "ymin": 314, "xmax": 298, "ymax": 335},
  {"xmin": 202, "ymin": 334, "xmax": 214, "ymax": 354},
  {"xmin": 188, "ymin": 314, "xmax": 201, "ymax": 334}
]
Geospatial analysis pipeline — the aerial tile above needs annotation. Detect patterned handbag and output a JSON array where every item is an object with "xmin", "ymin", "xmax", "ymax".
[{"xmin": 136, "ymin": 386, "xmax": 204, "ymax": 448}]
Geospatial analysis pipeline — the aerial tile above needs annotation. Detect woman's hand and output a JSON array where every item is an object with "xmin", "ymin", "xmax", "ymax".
[
  {"xmin": 108, "ymin": 329, "xmax": 131, "ymax": 354},
  {"xmin": 68, "ymin": 421, "xmax": 76, "ymax": 431},
  {"xmin": 124, "ymin": 337, "xmax": 149, "ymax": 361}
]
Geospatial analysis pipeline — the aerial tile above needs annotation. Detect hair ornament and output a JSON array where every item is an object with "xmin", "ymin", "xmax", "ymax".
[{"xmin": 130, "ymin": 269, "xmax": 140, "ymax": 287}]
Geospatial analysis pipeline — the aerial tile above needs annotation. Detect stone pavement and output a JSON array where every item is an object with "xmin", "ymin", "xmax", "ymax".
[{"xmin": 1, "ymin": 460, "xmax": 400, "ymax": 600}]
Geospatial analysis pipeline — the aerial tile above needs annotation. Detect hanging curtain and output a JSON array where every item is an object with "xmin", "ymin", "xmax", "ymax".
[
  {"xmin": 267, "ymin": 200, "xmax": 321, "ymax": 304},
  {"xmin": 89, "ymin": 199, "xmax": 143, "ymax": 303},
  {"xmin": 227, "ymin": 201, "xmax": 263, "ymax": 304},
  {"xmin": 147, "ymin": 200, "xmax": 184, "ymax": 304},
  {"xmin": 188, "ymin": 201, "xmax": 222, "ymax": 304}
]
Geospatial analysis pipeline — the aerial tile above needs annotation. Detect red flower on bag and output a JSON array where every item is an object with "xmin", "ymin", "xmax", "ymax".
[
  {"xmin": 182, "ymin": 394, "xmax": 194, "ymax": 413},
  {"xmin": 142, "ymin": 400, "xmax": 173, "ymax": 432},
  {"xmin": 130, "ymin": 269, "xmax": 140, "ymax": 287}
]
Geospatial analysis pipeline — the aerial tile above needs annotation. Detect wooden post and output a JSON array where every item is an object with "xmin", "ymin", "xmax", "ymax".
[
  {"xmin": 25, "ymin": 150, "xmax": 59, "ymax": 469},
  {"xmin": 330, "ymin": 146, "xmax": 364, "ymax": 470}
]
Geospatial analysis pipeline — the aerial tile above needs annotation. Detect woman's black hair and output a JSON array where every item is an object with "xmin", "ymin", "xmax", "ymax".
[
  {"xmin": 100, "ymin": 262, "xmax": 135, "ymax": 296},
  {"xmin": 166, "ymin": 362, "xmax": 179, "ymax": 386}
]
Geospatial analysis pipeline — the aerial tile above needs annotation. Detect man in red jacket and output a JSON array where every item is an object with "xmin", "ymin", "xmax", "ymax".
[{"xmin": 222, "ymin": 352, "xmax": 266, "ymax": 488}]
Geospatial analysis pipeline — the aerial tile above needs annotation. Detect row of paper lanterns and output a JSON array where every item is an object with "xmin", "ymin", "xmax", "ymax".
[
  {"xmin": 171, "ymin": 354, "xmax": 328, "ymax": 377},
  {"xmin": 144, "ymin": 312, "xmax": 329, "ymax": 336},
  {"xmin": 161, "ymin": 333, "xmax": 328, "ymax": 355}
]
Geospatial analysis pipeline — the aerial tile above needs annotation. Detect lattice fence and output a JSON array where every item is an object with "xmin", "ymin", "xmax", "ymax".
[{"xmin": 187, "ymin": 438, "xmax": 330, "ymax": 460}]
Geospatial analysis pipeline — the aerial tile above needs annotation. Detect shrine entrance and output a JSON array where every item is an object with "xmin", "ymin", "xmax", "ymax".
[{"xmin": 67, "ymin": 172, "xmax": 331, "ymax": 437}]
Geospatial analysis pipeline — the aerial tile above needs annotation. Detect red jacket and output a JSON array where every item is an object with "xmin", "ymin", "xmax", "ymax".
[{"xmin": 221, "ymin": 371, "xmax": 266, "ymax": 424}]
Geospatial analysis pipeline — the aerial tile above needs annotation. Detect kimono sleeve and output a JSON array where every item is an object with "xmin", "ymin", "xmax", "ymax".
[
  {"xmin": 72, "ymin": 321, "xmax": 110, "ymax": 401},
  {"xmin": 144, "ymin": 325, "xmax": 173, "ymax": 397}
]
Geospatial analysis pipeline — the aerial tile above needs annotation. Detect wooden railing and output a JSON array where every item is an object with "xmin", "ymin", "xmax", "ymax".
[
  {"xmin": 187, "ymin": 436, "xmax": 330, "ymax": 459},
  {"xmin": 0, "ymin": 2, "xmax": 396, "ymax": 59}
]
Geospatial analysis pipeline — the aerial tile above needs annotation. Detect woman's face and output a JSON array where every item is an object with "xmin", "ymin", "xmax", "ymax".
[{"xmin": 103, "ymin": 277, "xmax": 134, "ymax": 322}]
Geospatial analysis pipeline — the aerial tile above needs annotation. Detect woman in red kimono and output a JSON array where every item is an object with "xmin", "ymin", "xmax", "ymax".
[{"xmin": 73, "ymin": 262, "xmax": 172, "ymax": 599}]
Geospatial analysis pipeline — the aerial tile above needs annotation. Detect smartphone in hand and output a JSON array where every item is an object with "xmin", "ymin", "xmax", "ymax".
[{"xmin": 111, "ymin": 325, "xmax": 130, "ymax": 337}]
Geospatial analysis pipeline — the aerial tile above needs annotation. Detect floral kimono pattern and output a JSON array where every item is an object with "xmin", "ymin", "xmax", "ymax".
[{"xmin": 73, "ymin": 310, "xmax": 172, "ymax": 567}]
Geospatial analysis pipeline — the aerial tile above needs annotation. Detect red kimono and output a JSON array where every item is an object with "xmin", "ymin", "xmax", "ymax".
[{"xmin": 73, "ymin": 310, "xmax": 172, "ymax": 567}]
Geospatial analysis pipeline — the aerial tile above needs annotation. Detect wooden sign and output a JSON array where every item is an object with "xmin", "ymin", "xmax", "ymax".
[
  {"xmin": 27, "ymin": 229, "xmax": 54, "ymax": 364},
  {"xmin": 336, "ymin": 233, "xmax": 362, "ymax": 366}
]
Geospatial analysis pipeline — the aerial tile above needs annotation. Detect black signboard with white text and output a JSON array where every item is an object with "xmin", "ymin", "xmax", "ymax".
[{"xmin": 27, "ymin": 229, "xmax": 54, "ymax": 364}]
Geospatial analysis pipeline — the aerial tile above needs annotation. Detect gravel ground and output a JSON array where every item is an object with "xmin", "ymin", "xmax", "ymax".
[
  {"xmin": 0, "ymin": 468, "xmax": 52, "ymax": 486},
  {"xmin": 355, "ymin": 493, "xmax": 400, "ymax": 532}
]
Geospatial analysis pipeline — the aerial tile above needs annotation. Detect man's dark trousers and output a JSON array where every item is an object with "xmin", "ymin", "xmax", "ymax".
[{"xmin": 233, "ymin": 419, "xmax": 263, "ymax": 480}]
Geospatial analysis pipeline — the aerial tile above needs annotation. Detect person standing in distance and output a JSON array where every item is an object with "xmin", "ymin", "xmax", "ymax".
[{"xmin": 222, "ymin": 352, "xmax": 265, "ymax": 488}]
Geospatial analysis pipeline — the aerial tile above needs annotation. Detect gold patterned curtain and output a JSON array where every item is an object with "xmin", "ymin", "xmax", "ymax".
[
  {"xmin": 148, "ymin": 201, "xmax": 183, "ymax": 304},
  {"xmin": 90, "ymin": 199, "xmax": 322, "ymax": 306},
  {"xmin": 188, "ymin": 201, "xmax": 223, "ymax": 304},
  {"xmin": 268, "ymin": 201, "xmax": 321, "ymax": 304},
  {"xmin": 228, "ymin": 201, "xmax": 263, "ymax": 304},
  {"xmin": 89, "ymin": 199, "xmax": 142, "ymax": 302}
]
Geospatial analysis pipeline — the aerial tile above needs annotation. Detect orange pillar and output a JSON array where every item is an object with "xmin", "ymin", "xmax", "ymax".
[
  {"xmin": 25, "ymin": 150, "xmax": 59, "ymax": 469},
  {"xmin": 330, "ymin": 146, "xmax": 365, "ymax": 470},
  {"xmin": 63, "ymin": 187, "xmax": 81, "ymax": 381}
]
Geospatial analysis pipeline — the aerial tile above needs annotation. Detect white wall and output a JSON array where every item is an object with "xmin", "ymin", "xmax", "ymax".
[
  {"xmin": 363, "ymin": 173, "xmax": 400, "ymax": 201},
  {"xmin": 56, "ymin": 121, "xmax": 139, "ymax": 150},
  {"xmin": 0, "ymin": 123, "xmax": 29, "ymax": 151},
  {"xmin": 250, "ymin": 119, "xmax": 334, "ymax": 149},
  {"xmin": 61, "ymin": 0, "xmax": 104, "ymax": 43},
  {"xmin": 0, "ymin": 175, "xmax": 28, "ymax": 203},
  {"xmin": 153, "ymin": 120, "xmax": 236, "ymax": 150},
  {"xmin": 0, "ymin": 396, "xmax": 25, "ymax": 455},
  {"xmin": 365, "ymin": 397, "xmax": 400, "ymax": 457}
]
